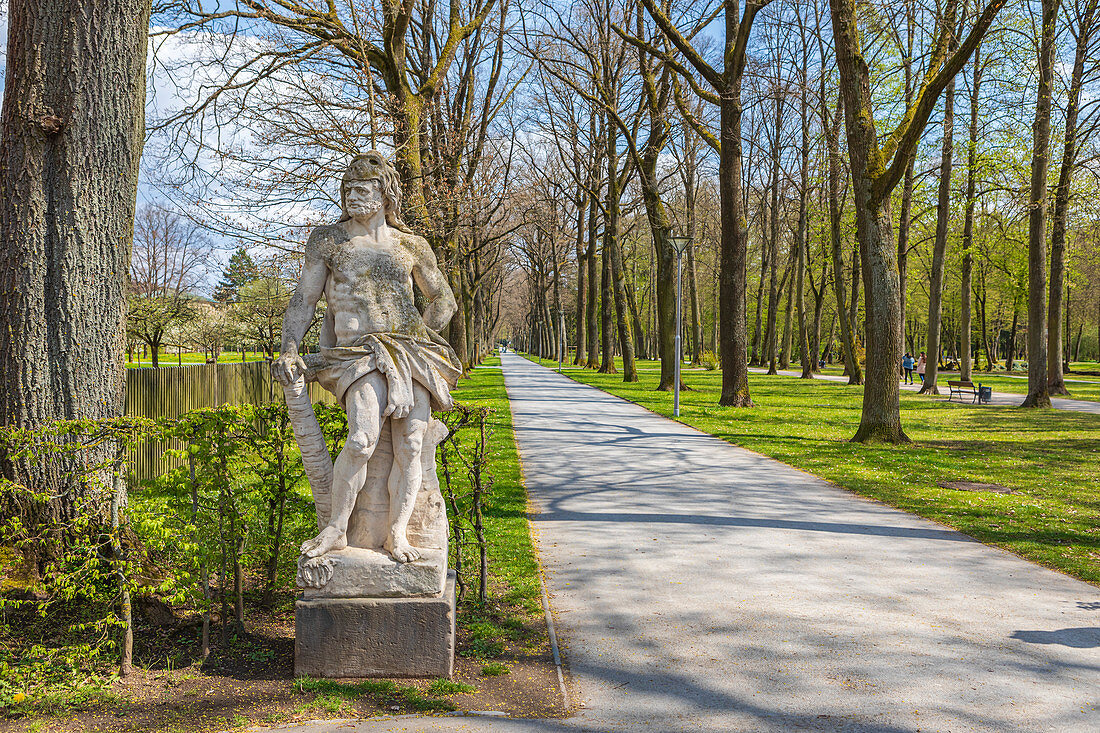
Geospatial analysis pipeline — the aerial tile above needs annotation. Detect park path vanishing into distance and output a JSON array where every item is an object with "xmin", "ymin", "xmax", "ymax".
[{"xmin": 261, "ymin": 352, "xmax": 1100, "ymax": 733}]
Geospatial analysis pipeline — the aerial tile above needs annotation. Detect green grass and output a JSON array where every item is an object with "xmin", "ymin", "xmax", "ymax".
[
  {"xmin": 538, "ymin": 355, "xmax": 1100, "ymax": 586},
  {"xmin": 480, "ymin": 662, "xmax": 510, "ymax": 676},
  {"xmin": 295, "ymin": 677, "xmax": 398, "ymax": 697},
  {"xmin": 126, "ymin": 350, "xmax": 270, "ymax": 368},
  {"xmin": 293, "ymin": 677, "xmax": 455, "ymax": 714},
  {"xmin": 426, "ymin": 678, "xmax": 476, "ymax": 696},
  {"xmin": 4, "ymin": 686, "xmax": 129, "ymax": 719},
  {"xmin": 450, "ymin": 357, "xmax": 543, "ymax": 614}
]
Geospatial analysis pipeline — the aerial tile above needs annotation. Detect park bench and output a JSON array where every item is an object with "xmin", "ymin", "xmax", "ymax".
[{"xmin": 947, "ymin": 380, "xmax": 990, "ymax": 404}]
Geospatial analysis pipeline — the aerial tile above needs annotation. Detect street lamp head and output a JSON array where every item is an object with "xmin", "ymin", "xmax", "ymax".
[{"xmin": 668, "ymin": 235, "xmax": 692, "ymax": 254}]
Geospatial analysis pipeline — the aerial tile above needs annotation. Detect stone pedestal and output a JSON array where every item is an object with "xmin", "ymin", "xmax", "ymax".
[
  {"xmin": 299, "ymin": 546, "xmax": 447, "ymax": 599},
  {"xmin": 294, "ymin": 571, "xmax": 456, "ymax": 678}
]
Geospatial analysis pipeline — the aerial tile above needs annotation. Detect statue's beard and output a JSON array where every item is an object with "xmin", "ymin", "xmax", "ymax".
[{"xmin": 348, "ymin": 199, "xmax": 383, "ymax": 218}]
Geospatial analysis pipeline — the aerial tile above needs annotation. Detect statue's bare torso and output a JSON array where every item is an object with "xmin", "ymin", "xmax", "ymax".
[{"xmin": 308, "ymin": 224, "xmax": 433, "ymax": 346}]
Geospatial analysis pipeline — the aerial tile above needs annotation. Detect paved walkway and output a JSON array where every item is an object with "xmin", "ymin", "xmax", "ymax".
[
  {"xmin": 262, "ymin": 354, "xmax": 1100, "ymax": 732},
  {"xmin": 749, "ymin": 367, "xmax": 1100, "ymax": 415}
]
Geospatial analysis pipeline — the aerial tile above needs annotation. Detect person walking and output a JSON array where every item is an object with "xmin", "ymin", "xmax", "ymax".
[
  {"xmin": 915, "ymin": 352, "xmax": 927, "ymax": 384},
  {"xmin": 902, "ymin": 353, "xmax": 915, "ymax": 384}
]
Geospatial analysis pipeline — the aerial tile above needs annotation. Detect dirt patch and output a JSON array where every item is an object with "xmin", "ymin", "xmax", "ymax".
[
  {"xmin": 937, "ymin": 480, "xmax": 1017, "ymax": 495},
  {"xmin": 1, "ymin": 600, "xmax": 570, "ymax": 732}
]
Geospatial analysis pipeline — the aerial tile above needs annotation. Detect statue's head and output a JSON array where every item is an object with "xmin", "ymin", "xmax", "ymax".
[{"xmin": 339, "ymin": 151, "xmax": 408, "ymax": 231}]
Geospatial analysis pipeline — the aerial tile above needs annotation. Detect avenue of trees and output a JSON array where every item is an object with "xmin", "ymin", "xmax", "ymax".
[
  {"xmin": 504, "ymin": 0, "xmax": 1100, "ymax": 442},
  {"xmin": 1, "ymin": 0, "xmax": 1098, "ymax": 456},
  {"xmin": 4, "ymin": 0, "xmax": 1100, "ymax": 574}
]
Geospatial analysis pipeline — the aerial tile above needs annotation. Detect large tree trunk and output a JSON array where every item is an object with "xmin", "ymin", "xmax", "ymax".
[
  {"xmin": 960, "ymin": 48, "xmax": 982, "ymax": 383},
  {"xmin": 797, "ymin": 93, "xmax": 813, "ymax": 379},
  {"xmin": 851, "ymin": 194, "xmax": 907, "ymax": 442},
  {"xmin": 750, "ymin": 207, "xmax": 767, "ymax": 367},
  {"xmin": 1047, "ymin": 1, "xmax": 1095, "ymax": 394},
  {"xmin": 920, "ymin": 74, "xmax": 955, "ymax": 395},
  {"xmin": 605, "ymin": 124, "xmax": 637, "ymax": 382},
  {"xmin": 897, "ymin": 160, "xmax": 915, "ymax": 354},
  {"xmin": 823, "ymin": 95, "xmax": 862, "ymax": 386},
  {"xmin": 764, "ymin": 100, "xmax": 784, "ymax": 375},
  {"xmin": 585, "ymin": 192, "xmax": 601, "ymax": 370},
  {"xmin": 0, "ymin": 0, "xmax": 151, "ymax": 567},
  {"xmin": 718, "ymin": 89, "xmax": 753, "ymax": 406},
  {"xmin": 448, "ymin": 267, "xmax": 470, "ymax": 372},
  {"xmin": 684, "ymin": 140, "xmax": 704, "ymax": 366},
  {"xmin": 1023, "ymin": 0, "xmax": 1059, "ymax": 408},
  {"xmin": 599, "ymin": 235, "xmax": 616, "ymax": 373},
  {"xmin": 574, "ymin": 190, "xmax": 587, "ymax": 365},
  {"xmin": 638, "ymin": 149, "xmax": 677, "ymax": 390},
  {"xmin": 832, "ymin": 0, "xmax": 906, "ymax": 442},
  {"xmin": 779, "ymin": 258, "xmax": 796, "ymax": 370}
]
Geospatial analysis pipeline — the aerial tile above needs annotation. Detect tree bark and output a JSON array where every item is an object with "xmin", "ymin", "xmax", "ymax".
[
  {"xmin": 897, "ymin": 159, "xmax": 915, "ymax": 354},
  {"xmin": 683, "ymin": 132, "xmax": 704, "ymax": 365},
  {"xmin": 605, "ymin": 120, "xmax": 636, "ymax": 381},
  {"xmin": 750, "ymin": 203, "xmax": 767, "ymax": 367},
  {"xmin": 960, "ymin": 47, "xmax": 983, "ymax": 383},
  {"xmin": 797, "ymin": 86, "xmax": 813, "ymax": 379},
  {"xmin": 586, "ymin": 180, "xmax": 601, "ymax": 370},
  {"xmin": 822, "ymin": 86, "xmax": 862, "ymax": 386},
  {"xmin": 764, "ymin": 96, "xmax": 785, "ymax": 375},
  {"xmin": 830, "ymin": 0, "xmax": 1004, "ymax": 440},
  {"xmin": 0, "ymin": 0, "xmax": 151, "ymax": 567},
  {"xmin": 718, "ymin": 87, "xmax": 754, "ymax": 406},
  {"xmin": 1023, "ymin": 0, "xmax": 1060, "ymax": 408},
  {"xmin": 921, "ymin": 73, "xmax": 955, "ymax": 395},
  {"xmin": 831, "ymin": 0, "xmax": 905, "ymax": 441},
  {"xmin": 574, "ymin": 189, "xmax": 588, "ymax": 365},
  {"xmin": 780, "ymin": 257, "xmax": 796, "ymax": 370},
  {"xmin": 1047, "ymin": 0, "xmax": 1096, "ymax": 395}
]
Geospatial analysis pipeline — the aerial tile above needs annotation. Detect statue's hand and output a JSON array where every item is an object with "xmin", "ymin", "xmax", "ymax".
[{"xmin": 272, "ymin": 352, "xmax": 307, "ymax": 386}]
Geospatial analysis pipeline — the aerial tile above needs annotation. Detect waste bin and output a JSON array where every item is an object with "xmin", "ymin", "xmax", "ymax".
[{"xmin": 978, "ymin": 384, "xmax": 992, "ymax": 404}]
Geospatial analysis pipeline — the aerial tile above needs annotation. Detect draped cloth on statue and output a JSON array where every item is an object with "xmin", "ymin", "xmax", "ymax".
[{"xmin": 305, "ymin": 333, "xmax": 462, "ymax": 415}]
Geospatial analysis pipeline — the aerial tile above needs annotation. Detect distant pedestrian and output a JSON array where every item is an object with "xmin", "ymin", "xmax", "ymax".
[
  {"xmin": 916, "ymin": 352, "xmax": 927, "ymax": 383},
  {"xmin": 902, "ymin": 353, "xmax": 915, "ymax": 384}
]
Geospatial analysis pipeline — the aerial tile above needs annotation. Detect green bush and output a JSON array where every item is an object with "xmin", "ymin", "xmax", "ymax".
[{"xmin": 0, "ymin": 401, "xmax": 492, "ymax": 706}]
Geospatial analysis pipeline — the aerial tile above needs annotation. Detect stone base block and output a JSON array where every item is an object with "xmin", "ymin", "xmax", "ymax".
[
  {"xmin": 295, "ymin": 571, "xmax": 455, "ymax": 678},
  {"xmin": 299, "ymin": 546, "xmax": 447, "ymax": 599}
]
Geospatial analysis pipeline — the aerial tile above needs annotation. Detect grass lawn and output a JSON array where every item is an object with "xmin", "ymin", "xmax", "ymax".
[
  {"xmin": 527, "ymin": 354, "xmax": 1100, "ymax": 587},
  {"xmin": 450, "ymin": 356, "xmax": 544, "ymax": 616},
  {"xmin": 126, "ymin": 351, "xmax": 271, "ymax": 368}
]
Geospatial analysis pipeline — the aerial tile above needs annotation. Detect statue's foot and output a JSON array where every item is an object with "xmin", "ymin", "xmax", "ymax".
[
  {"xmin": 301, "ymin": 526, "xmax": 347, "ymax": 558},
  {"xmin": 384, "ymin": 535, "xmax": 421, "ymax": 563}
]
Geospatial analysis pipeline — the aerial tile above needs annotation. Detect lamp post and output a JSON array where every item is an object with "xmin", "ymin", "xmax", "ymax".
[
  {"xmin": 668, "ymin": 234, "xmax": 692, "ymax": 417},
  {"xmin": 554, "ymin": 308, "xmax": 565, "ymax": 372}
]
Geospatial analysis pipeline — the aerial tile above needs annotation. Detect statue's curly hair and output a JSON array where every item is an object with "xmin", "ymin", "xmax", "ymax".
[{"xmin": 339, "ymin": 151, "xmax": 411, "ymax": 232}]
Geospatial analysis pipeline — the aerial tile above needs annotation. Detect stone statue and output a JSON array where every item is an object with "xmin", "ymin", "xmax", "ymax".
[{"xmin": 272, "ymin": 151, "xmax": 461, "ymax": 600}]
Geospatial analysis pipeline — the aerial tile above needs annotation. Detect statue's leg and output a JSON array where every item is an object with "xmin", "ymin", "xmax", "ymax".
[
  {"xmin": 300, "ymin": 371, "xmax": 387, "ymax": 558},
  {"xmin": 384, "ymin": 382, "xmax": 430, "ymax": 563}
]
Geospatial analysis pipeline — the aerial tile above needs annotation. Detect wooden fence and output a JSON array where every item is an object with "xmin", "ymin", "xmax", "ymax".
[{"xmin": 125, "ymin": 361, "xmax": 334, "ymax": 482}]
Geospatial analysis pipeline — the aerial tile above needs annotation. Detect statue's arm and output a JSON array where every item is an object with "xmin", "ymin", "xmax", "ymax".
[
  {"xmin": 410, "ymin": 237, "xmax": 458, "ymax": 332},
  {"xmin": 273, "ymin": 237, "xmax": 328, "ymax": 385}
]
